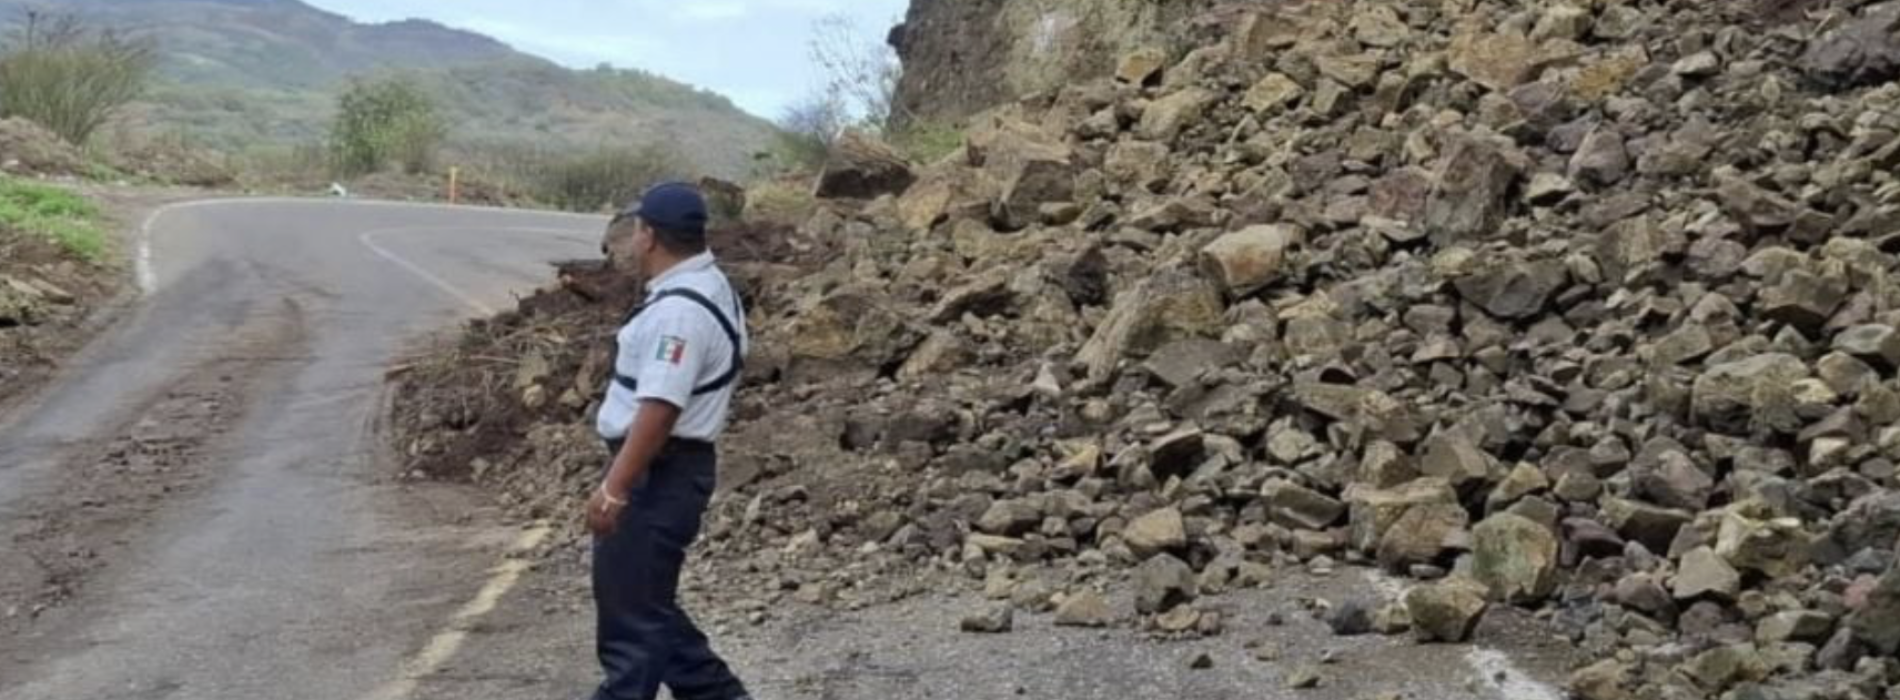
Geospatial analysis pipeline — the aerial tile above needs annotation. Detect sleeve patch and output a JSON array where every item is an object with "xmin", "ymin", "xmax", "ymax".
[{"xmin": 655, "ymin": 335, "xmax": 689, "ymax": 365}]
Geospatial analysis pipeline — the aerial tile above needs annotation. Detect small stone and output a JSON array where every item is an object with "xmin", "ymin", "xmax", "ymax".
[
  {"xmin": 1848, "ymin": 562, "xmax": 1900, "ymax": 653},
  {"xmin": 1568, "ymin": 659, "xmax": 1632, "ymax": 700},
  {"xmin": 1188, "ymin": 652, "xmax": 1215, "ymax": 670},
  {"xmin": 978, "ymin": 499, "xmax": 1043, "ymax": 536},
  {"xmin": 961, "ymin": 605, "xmax": 1014, "ymax": 633},
  {"xmin": 1117, "ymin": 47, "xmax": 1168, "ymax": 85},
  {"xmin": 1139, "ymin": 87, "xmax": 1218, "ymax": 142},
  {"xmin": 1134, "ymin": 553, "xmax": 1197, "ymax": 614},
  {"xmin": 1525, "ymin": 172, "xmax": 1573, "ymax": 205},
  {"xmin": 1756, "ymin": 610, "xmax": 1835, "ymax": 645},
  {"xmin": 1245, "ymin": 73, "xmax": 1306, "ymax": 113},
  {"xmin": 1262, "ymin": 479, "xmax": 1346, "ymax": 530},
  {"xmin": 1055, "ymin": 590, "xmax": 1115, "ymax": 628},
  {"xmin": 1405, "ymin": 577, "xmax": 1489, "ymax": 643},
  {"xmin": 1673, "ymin": 51, "xmax": 1722, "ymax": 78},
  {"xmin": 1124, "ymin": 507, "xmax": 1187, "ymax": 557},
  {"xmin": 1199, "ymin": 225, "xmax": 1304, "ymax": 294},
  {"xmin": 1326, "ymin": 598, "xmax": 1375, "ymax": 636},
  {"xmin": 1285, "ymin": 666, "xmax": 1323, "ymax": 689},
  {"xmin": 1569, "ymin": 128, "xmax": 1630, "ymax": 186},
  {"xmin": 1835, "ymin": 324, "xmax": 1900, "ymax": 370},
  {"xmin": 1251, "ymin": 642, "xmax": 1282, "ymax": 662},
  {"xmin": 1155, "ymin": 605, "xmax": 1202, "ymax": 633},
  {"xmin": 1674, "ymin": 546, "xmax": 1741, "ymax": 601}
]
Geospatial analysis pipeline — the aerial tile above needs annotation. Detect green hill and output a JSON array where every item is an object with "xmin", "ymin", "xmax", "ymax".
[{"xmin": 0, "ymin": 0, "xmax": 778, "ymax": 178}]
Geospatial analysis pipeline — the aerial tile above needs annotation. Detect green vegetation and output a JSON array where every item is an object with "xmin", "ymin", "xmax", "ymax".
[
  {"xmin": 890, "ymin": 123, "xmax": 964, "ymax": 165},
  {"xmin": 0, "ymin": 12, "xmax": 157, "ymax": 144},
  {"xmin": 516, "ymin": 146, "xmax": 686, "ymax": 213},
  {"xmin": 329, "ymin": 76, "xmax": 447, "ymax": 176},
  {"xmin": 0, "ymin": 177, "xmax": 107, "ymax": 262}
]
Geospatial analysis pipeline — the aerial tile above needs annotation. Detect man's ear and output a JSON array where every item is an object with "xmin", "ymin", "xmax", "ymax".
[{"xmin": 602, "ymin": 219, "xmax": 641, "ymax": 272}]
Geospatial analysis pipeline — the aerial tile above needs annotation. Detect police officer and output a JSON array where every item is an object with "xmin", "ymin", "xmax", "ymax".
[{"xmin": 587, "ymin": 182, "xmax": 752, "ymax": 700}]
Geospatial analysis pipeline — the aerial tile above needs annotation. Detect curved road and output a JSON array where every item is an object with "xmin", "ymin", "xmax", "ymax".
[{"xmin": 0, "ymin": 199, "xmax": 603, "ymax": 700}]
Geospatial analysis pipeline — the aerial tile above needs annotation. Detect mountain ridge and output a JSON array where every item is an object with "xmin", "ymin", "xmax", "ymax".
[{"xmin": 0, "ymin": 0, "xmax": 777, "ymax": 179}]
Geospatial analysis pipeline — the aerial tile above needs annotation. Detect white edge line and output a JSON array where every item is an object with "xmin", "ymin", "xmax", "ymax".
[
  {"xmin": 1464, "ymin": 648, "xmax": 1565, "ymax": 700},
  {"xmin": 135, "ymin": 197, "xmax": 606, "ymax": 296},
  {"xmin": 362, "ymin": 523, "xmax": 554, "ymax": 700},
  {"xmin": 1360, "ymin": 570, "xmax": 1564, "ymax": 700}
]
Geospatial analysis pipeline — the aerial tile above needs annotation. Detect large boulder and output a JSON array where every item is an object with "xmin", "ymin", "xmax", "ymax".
[
  {"xmin": 815, "ymin": 131, "xmax": 916, "ymax": 200},
  {"xmin": 783, "ymin": 290, "xmax": 925, "ymax": 373},
  {"xmin": 1691, "ymin": 354, "xmax": 1813, "ymax": 434},
  {"xmin": 1801, "ymin": 1, "xmax": 1900, "ymax": 89},
  {"xmin": 1198, "ymin": 225, "xmax": 1304, "ymax": 295},
  {"xmin": 1074, "ymin": 269, "xmax": 1225, "ymax": 380},
  {"xmin": 1423, "ymin": 131, "xmax": 1527, "ymax": 244},
  {"xmin": 1405, "ymin": 577, "xmax": 1490, "ymax": 643},
  {"xmin": 1470, "ymin": 513, "xmax": 1560, "ymax": 603},
  {"xmin": 1453, "ymin": 257, "xmax": 1568, "ymax": 320}
]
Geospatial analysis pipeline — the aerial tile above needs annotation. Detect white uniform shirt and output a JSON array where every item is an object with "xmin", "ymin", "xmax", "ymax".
[{"xmin": 595, "ymin": 252, "xmax": 748, "ymax": 441}]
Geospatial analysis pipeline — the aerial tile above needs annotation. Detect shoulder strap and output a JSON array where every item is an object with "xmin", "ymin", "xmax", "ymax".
[{"xmin": 613, "ymin": 287, "xmax": 746, "ymax": 396}]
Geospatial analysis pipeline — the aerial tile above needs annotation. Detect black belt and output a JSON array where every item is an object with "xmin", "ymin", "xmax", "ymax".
[{"xmin": 603, "ymin": 436, "xmax": 715, "ymax": 455}]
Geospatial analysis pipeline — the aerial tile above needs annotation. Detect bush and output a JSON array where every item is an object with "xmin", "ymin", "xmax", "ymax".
[
  {"xmin": 0, "ymin": 12, "xmax": 157, "ymax": 145},
  {"xmin": 0, "ymin": 177, "xmax": 107, "ymax": 262},
  {"xmin": 329, "ymin": 76, "xmax": 447, "ymax": 176},
  {"xmin": 525, "ymin": 145, "xmax": 686, "ymax": 213},
  {"xmin": 744, "ymin": 178, "xmax": 818, "ymax": 226}
]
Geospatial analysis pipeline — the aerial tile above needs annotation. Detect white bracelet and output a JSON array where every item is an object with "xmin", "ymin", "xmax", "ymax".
[{"xmin": 598, "ymin": 485, "xmax": 628, "ymax": 507}]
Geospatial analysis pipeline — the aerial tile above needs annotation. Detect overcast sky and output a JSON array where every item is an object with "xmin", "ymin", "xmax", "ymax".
[{"xmin": 303, "ymin": 0, "xmax": 908, "ymax": 119}]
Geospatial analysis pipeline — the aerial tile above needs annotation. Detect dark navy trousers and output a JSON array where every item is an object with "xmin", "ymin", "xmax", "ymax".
[{"xmin": 593, "ymin": 439, "xmax": 748, "ymax": 700}]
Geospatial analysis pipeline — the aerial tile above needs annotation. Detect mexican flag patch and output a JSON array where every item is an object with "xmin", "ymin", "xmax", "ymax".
[{"xmin": 655, "ymin": 335, "xmax": 688, "ymax": 365}]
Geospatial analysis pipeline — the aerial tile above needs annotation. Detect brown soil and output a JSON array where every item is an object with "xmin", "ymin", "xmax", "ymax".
[
  {"xmin": 386, "ymin": 219, "xmax": 814, "ymax": 489},
  {"xmin": 0, "ymin": 230, "xmax": 124, "ymax": 413}
]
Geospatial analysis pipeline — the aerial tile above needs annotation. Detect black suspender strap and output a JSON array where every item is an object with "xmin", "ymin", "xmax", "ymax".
[{"xmin": 612, "ymin": 287, "xmax": 746, "ymax": 396}]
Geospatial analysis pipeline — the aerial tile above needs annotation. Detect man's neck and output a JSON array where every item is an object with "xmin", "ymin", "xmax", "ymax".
[{"xmin": 641, "ymin": 253, "xmax": 686, "ymax": 282}]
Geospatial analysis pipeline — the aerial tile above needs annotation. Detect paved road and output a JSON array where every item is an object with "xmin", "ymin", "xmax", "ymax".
[{"xmin": 0, "ymin": 199, "xmax": 603, "ymax": 700}]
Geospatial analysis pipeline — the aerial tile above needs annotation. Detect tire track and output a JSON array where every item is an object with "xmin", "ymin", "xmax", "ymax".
[{"xmin": 0, "ymin": 298, "xmax": 310, "ymax": 663}]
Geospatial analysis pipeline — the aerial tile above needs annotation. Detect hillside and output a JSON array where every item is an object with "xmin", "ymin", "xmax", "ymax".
[{"xmin": 0, "ymin": 0, "xmax": 778, "ymax": 179}]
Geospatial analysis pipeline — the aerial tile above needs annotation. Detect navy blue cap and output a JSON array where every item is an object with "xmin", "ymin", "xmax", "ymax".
[{"xmin": 617, "ymin": 182, "xmax": 709, "ymax": 234}]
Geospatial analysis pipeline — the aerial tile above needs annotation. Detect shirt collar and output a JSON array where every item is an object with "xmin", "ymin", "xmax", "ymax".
[{"xmin": 646, "ymin": 252, "xmax": 716, "ymax": 293}]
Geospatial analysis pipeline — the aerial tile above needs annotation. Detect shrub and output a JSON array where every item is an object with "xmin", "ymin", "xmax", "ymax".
[
  {"xmin": 329, "ymin": 76, "xmax": 447, "ymax": 176},
  {"xmin": 0, "ymin": 12, "xmax": 157, "ymax": 145},
  {"xmin": 525, "ymin": 145, "xmax": 685, "ymax": 213}
]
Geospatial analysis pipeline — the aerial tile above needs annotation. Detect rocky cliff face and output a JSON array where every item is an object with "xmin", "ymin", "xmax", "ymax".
[{"xmin": 891, "ymin": 0, "xmax": 1230, "ymax": 125}]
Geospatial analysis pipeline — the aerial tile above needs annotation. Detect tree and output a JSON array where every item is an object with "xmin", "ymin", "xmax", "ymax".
[
  {"xmin": 329, "ymin": 76, "xmax": 447, "ymax": 176},
  {"xmin": 0, "ymin": 12, "xmax": 157, "ymax": 145},
  {"xmin": 773, "ymin": 92, "xmax": 846, "ymax": 170},
  {"xmin": 807, "ymin": 14, "xmax": 902, "ymax": 132}
]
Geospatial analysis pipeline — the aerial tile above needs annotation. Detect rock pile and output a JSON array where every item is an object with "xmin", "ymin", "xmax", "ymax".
[
  {"xmin": 394, "ymin": 1, "xmax": 1900, "ymax": 698},
  {"xmin": 735, "ymin": 1, "xmax": 1900, "ymax": 697}
]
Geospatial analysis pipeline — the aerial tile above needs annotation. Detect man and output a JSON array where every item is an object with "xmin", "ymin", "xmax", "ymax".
[{"xmin": 587, "ymin": 182, "xmax": 752, "ymax": 700}]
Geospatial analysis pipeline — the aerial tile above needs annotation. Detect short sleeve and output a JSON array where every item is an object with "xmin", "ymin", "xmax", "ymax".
[{"xmin": 629, "ymin": 301, "xmax": 715, "ymax": 409}]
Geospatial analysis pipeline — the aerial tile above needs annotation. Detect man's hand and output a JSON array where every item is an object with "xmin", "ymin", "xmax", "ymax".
[{"xmin": 585, "ymin": 486, "xmax": 628, "ymax": 537}]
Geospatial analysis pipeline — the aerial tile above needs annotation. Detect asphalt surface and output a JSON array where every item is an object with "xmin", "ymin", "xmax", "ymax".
[{"xmin": 0, "ymin": 198, "xmax": 603, "ymax": 700}]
